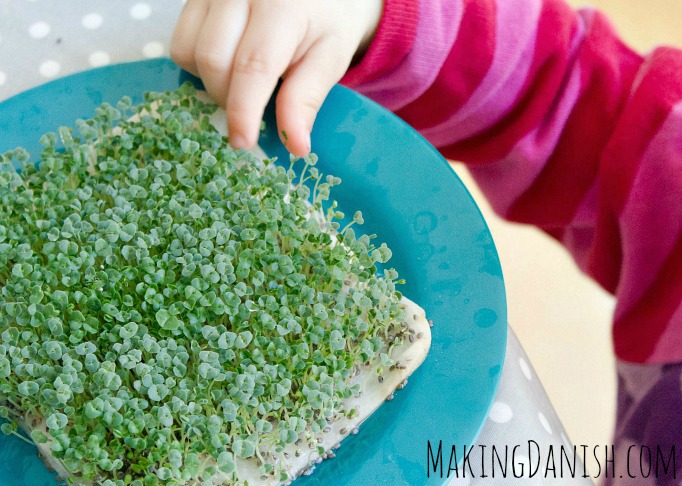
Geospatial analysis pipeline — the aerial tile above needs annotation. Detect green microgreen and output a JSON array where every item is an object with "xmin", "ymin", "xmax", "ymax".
[{"xmin": 0, "ymin": 83, "xmax": 407, "ymax": 485}]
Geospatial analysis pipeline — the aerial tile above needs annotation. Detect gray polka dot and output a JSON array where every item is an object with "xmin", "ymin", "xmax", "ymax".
[
  {"xmin": 28, "ymin": 21, "xmax": 51, "ymax": 39},
  {"xmin": 82, "ymin": 13, "xmax": 103, "ymax": 30},
  {"xmin": 130, "ymin": 3, "xmax": 152, "ymax": 20},
  {"xmin": 142, "ymin": 41, "xmax": 164, "ymax": 58},
  {"xmin": 38, "ymin": 60, "xmax": 60, "ymax": 78},
  {"xmin": 519, "ymin": 356, "xmax": 532, "ymax": 381},
  {"xmin": 88, "ymin": 51, "xmax": 110, "ymax": 67},
  {"xmin": 538, "ymin": 411, "xmax": 552, "ymax": 434},
  {"xmin": 488, "ymin": 401, "xmax": 513, "ymax": 423}
]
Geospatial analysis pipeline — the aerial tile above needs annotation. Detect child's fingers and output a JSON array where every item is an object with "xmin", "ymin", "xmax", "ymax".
[
  {"xmin": 194, "ymin": 0, "xmax": 249, "ymax": 107},
  {"xmin": 275, "ymin": 39, "xmax": 355, "ymax": 156},
  {"xmin": 226, "ymin": 3, "xmax": 302, "ymax": 150},
  {"xmin": 170, "ymin": 0, "xmax": 209, "ymax": 76}
]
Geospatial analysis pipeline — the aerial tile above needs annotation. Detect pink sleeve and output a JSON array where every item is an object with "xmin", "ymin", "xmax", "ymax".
[{"xmin": 341, "ymin": 0, "xmax": 682, "ymax": 364}]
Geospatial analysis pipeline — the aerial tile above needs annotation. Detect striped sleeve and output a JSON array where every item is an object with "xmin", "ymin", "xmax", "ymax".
[{"xmin": 341, "ymin": 0, "xmax": 682, "ymax": 364}]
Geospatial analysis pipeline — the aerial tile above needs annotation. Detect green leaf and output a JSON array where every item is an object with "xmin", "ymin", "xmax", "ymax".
[
  {"xmin": 120, "ymin": 223, "xmax": 137, "ymax": 242},
  {"xmin": 148, "ymin": 384, "xmax": 169, "ymax": 402},
  {"xmin": 239, "ymin": 228, "xmax": 257, "ymax": 241},
  {"xmin": 95, "ymin": 238, "xmax": 109, "ymax": 253},
  {"xmin": 0, "ymin": 357, "xmax": 10, "ymax": 378},
  {"xmin": 232, "ymin": 438, "xmax": 256, "ymax": 458},
  {"xmin": 30, "ymin": 429, "xmax": 49, "ymax": 444},
  {"xmin": 155, "ymin": 309, "xmax": 180, "ymax": 331},
  {"xmin": 18, "ymin": 381, "xmax": 39, "ymax": 396},
  {"xmin": 188, "ymin": 204, "xmax": 203, "ymax": 219},
  {"xmin": 46, "ymin": 412, "xmax": 68, "ymax": 430},
  {"xmin": 217, "ymin": 451, "xmax": 235, "ymax": 474},
  {"xmin": 279, "ymin": 428, "xmax": 297, "ymax": 444}
]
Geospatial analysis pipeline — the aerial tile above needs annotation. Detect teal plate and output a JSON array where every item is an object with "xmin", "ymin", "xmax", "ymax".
[{"xmin": 0, "ymin": 59, "xmax": 506, "ymax": 486}]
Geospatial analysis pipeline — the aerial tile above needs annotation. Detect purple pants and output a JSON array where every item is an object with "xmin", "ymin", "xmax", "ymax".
[{"xmin": 605, "ymin": 361, "xmax": 682, "ymax": 485}]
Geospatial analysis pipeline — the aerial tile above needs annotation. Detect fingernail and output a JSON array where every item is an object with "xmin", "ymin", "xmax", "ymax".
[
  {"xmin": 305, "ymin": 131, "xmax": 311, "ymax": 153},
  {"xmin": 230, "ymin": 134, "xmax": 246, "ymax": 150}
]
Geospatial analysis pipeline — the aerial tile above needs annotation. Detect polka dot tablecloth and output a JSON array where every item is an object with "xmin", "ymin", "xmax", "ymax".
[
  {"xmin": 0, "ymin": 2, "xmax": 593, "ymax": 485},
  {"xmin": 0, "ymin": 0, "xmax": 178, "ymax": 100}
]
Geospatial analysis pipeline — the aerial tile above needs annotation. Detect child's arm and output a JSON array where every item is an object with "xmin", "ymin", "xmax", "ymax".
[
  {"xmin": 170, "ymin": 0, "xmax": 382, "ymax": 156},
  {"xmin": 342, "ymin": 0, "xmax": 682, "ymax": 365}
]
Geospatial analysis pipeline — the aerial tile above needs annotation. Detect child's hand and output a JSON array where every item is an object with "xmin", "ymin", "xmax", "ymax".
[{"xmin": 171, "ymin": 0, "xmax": 383, "ymax": 156}]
